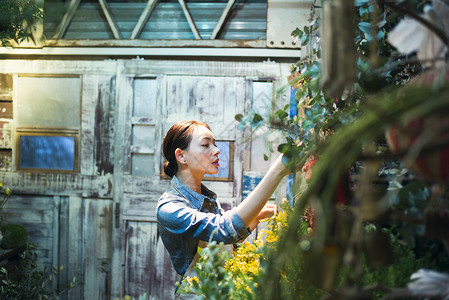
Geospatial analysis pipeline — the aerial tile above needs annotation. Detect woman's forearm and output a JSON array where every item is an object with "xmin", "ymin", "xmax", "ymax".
[{"xmin": 236, "ymin": 156, "xmax": 289, "ymax": 227}]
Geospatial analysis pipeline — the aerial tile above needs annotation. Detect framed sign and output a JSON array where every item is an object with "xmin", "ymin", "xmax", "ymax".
[{"xmin": 16, "ymin": 133, "xmax": 78, "ymax": 173}]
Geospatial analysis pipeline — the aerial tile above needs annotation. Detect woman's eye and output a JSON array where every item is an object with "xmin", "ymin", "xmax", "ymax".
[{"xmin": 202, "ymin": 144, "xmax": 209, "ymax": 148}]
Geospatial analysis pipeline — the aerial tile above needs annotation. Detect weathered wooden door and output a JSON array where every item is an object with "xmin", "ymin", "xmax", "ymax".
[
  {"xmin": 0, "ymin": 59, "xmax": 290, "ymax": 300},
  {"xmin": 117, "ymin": 66, "xmax": 247, "ymax": 299},
  {"xmin": 0, "ymin": 61, "xmax": 120, "ymax": 300}
]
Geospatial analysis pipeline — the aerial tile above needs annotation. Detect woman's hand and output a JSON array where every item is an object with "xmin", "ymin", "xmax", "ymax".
[
  {"xmin": 249, "ymin": 203, "xmax": 278, "ymax": 231},
  {"xmin": 271, "ymin": 154, "xmax": 302, "ymax": 179}
]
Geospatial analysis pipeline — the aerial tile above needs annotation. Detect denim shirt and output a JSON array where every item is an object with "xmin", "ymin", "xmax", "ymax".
[{"xmin": 156, "ymin": 175, "xmax": 250, "ymax": 276}]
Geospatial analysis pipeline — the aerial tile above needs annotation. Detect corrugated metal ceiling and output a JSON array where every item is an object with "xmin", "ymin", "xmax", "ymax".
[{"xmin": 44, "ymin": 1, "xmax": 267, "ymax": 40}]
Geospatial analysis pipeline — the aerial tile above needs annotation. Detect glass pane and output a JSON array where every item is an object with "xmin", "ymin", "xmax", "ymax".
[
  {"xmin": 16, "ymin": 77, "xmax": 81, "ymax": 128},
  {"xmin": 19, "ymin": 135, "xmax": 75, "ymax": 171},
  {"xmin": 251, "ymin": 81, "xmax": 272, "ymax": 172},
  {"xmin": 132, "ymin": 126, "xmax": 156, "ymax": 149},
  {"xmin": 44, "ymin": 1, "xmax": 266, "ymax": 40},
  {"xmin": 205, "ymin": 141, "xmax": 230, "ymax": 179},
  {"xmin": 65, "ymin": 4, "xmax": 114, "ymax": 39},
  {"xmin": 131, "ymin": 154, "xmax": 154, "ymax": 176},
  {"xmin": 252, "ymin": 81, "xmax": 273, "ymax": 113},
  {"xmin": 133, "ymin": 78, "xmax": 157, "ymax": 118}
]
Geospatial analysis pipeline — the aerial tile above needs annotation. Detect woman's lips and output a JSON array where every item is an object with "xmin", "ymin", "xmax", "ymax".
[{"xmin": 213, "ymin": 159, "xmax": 219, "ymax": 167}]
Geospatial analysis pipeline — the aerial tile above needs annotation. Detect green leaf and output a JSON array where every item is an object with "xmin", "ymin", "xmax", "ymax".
[
  {"xmin": 302, "ymin": 61, "xmax": 321, "ymax": 77},
  {"xmin": 358, "ymin": 22, "xmax": 372, "ymax": 34},
  {"xmin": 281, "ymin": 154, "xmax": 291, "ymax": 166},
  {"xmin": 278, "ymin": 143, "xmax": 289, "ymax": 154},
  {"xmin": 300, "ymin": 34, "xmax": 310, "ymax": 46},
  {"xmin": 303, "ymin": 26, "xmax": 310, "ymax": 35},
  {"xmin": 251, "ymin": 113, "xmax": 263, "ymax": 126},
  {"xmin": 234, "ymin": 114, "xmax": 243, "ymax": 122},
  {"xmin": 275, "ymin": 110, "xmax": 288, "ymax": 120},
  {"xmin": 291, "ymin": 28, "xmax": 303, "ymax": 38}
]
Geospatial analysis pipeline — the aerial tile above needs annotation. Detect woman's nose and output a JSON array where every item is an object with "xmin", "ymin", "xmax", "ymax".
[{"xmin": 214, "ymin": 145, "xmax": 220, "ymax": 155}]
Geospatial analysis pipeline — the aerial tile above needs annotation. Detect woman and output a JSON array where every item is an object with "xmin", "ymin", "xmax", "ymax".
[{"xmin": 156, "ymin": 120, "xmax": 291, "ymax": 297}]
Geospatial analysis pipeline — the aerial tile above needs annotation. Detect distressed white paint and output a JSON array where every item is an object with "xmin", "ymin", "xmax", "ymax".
[
  {"xmin": 267, "ymin": 0, "xmax": 313, "ymax": 48},
  {"xmin": 124, "ymin": 221, "xmax": 179, "ymax": 299},
  {"xmin": 0, "ymin": 58, "xmax": 292, "ymax": 299},
  {"xmin": 83, "ymin": 198, "xmax": 114, "ymax": 300}
]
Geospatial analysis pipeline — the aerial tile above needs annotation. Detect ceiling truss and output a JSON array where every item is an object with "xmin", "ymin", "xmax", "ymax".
[
  {"xmin": 52, "ymin": 0, "xmax": 237, "ymax": 40},
  {"xmin": 6, "ymin": 0, "xmax": 306, "ymax": 56}
]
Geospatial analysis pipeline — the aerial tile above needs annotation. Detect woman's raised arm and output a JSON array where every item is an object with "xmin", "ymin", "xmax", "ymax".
[{"xmin": 235, "ymin": 155, "xmax": 291, "ymax": 227}]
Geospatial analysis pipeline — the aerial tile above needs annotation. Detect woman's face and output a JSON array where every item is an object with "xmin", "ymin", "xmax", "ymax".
[{"xmin": 183, "ymin": 125, "xmax": 220, "ymax": 176}]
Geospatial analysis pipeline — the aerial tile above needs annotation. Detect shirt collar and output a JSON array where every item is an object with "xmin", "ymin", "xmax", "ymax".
[{"xmin": 171, "ymin": 175, "xmax": 217, "ymax": 210}]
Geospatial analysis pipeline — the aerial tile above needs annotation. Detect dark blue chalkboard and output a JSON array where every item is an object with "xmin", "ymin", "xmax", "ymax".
[{"xmin": 19, "ymin": 135, "xmax": 75, "ymax": 171}]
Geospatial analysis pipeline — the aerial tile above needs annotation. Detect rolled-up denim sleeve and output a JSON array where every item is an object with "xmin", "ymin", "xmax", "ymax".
[
  {"xmin": 223, "ymin": 208, "xmax": 251, "ymax": 240},
  {"xmin": 157, "ymin": 200, "xmax": 250, "ymax": 244}
]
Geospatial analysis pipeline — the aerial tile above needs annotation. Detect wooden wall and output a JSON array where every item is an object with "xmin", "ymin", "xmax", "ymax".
[{"xmin": 0, "ymin": 59, "xmax": 291, "ymax": 299}]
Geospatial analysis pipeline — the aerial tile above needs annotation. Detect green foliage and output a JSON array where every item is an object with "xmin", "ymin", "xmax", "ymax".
[
  {"xmin": 0, "ymin": 0, "xmax": 43, "ymax": 47},
  {"xmin": 0, "ymin": 182, "xmax": 12, "ymax": 225},
  {"xmin": 257, "ymin": 82, "xmax": 449, "ymax": 298},
  {"xmin": 179, "ymin": 202, "xmax": 326, "ymax": 300},
  {"xmin": 254, "ymin": 202, "xmax": 325, "ymax": 300},
  {"xmin": 179, "ymin": 191, "xmax": 449, "ymax": 299},
  {"xmin": 178, "ymin": 241, "xmax": 235, "ymax": 299},
  {"xmin": 0, "ymin": 223, "xmax": 28, "ymax": 249},
  {"xmin": 237, "ymin": 0, "xmax": 425, "ymax": 173},
  {"xmin": 338, "ymin": 225, "xmax": 445, "ymax": 300},
  {"xmin": 235, "ymin": 1, "xmax": 449, "ymax": 298},
  {"xmin": 0, "ymin": 182, "xmax": 12, "ymax": 210},
  {"xmin": 0, "ymin": 243, "xmax": 76, "ymax": 300}
]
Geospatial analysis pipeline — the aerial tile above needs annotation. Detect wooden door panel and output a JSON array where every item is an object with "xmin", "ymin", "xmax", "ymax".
[
  {"xmin": 124, "ymin": 221, "xmax": 178, "ymax": 300},
  {"xmin": 123, "ymin": 74, "xmax": 247, "ymax": 299},
  {"xmin": 164, "ymin": 75, "xmax": 244, "ymax": 140},
  {"xmin": 83, "ymin": 198, "xmax": 114, "ymax": 300}
]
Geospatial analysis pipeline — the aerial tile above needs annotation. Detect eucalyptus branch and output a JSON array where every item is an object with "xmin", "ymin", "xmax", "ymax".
[{"xmin": 381, "ymin": 0, "xmax": 448, "ymax": 46}]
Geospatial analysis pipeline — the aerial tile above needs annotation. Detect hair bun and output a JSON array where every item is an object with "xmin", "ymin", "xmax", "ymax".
[{"xmin": 164, "ymin": 161, "xmax": 177, "ymax": 178}]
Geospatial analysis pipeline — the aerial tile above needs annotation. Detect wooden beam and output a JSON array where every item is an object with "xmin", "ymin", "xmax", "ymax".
[
  {"xmin": 0, "ymin": 46, "xmax": 301, "ymax": 58},
  {"xmin": 0, "ymin": 173, "xmax": 113, "ymax": 199},
  {"xmin": 177, "ymin": 0, "xmax": 202, "ymax": 39},
  {"xmin": 52, "ymin": 0, "xmax": 80, "ymax": 40},
  {"xmin": 98, "ymin": 0, "xmax": 122, "ymax": 39},
  {"xmin": 45, "ymin": 38, "xmax": 266, "ymax": 48},
  {"xmin": 130, "ymin": 0, "xmax": 158, "ymax": 40},
  {"xmin": 210, "ymin": 0, "xmax": 236, "ymax": 40}
]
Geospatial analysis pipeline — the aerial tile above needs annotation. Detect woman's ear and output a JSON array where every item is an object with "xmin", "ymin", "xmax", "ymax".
[{"xmin": 175, "ymin": 148, "xmax": 186, "ymax": 164}]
